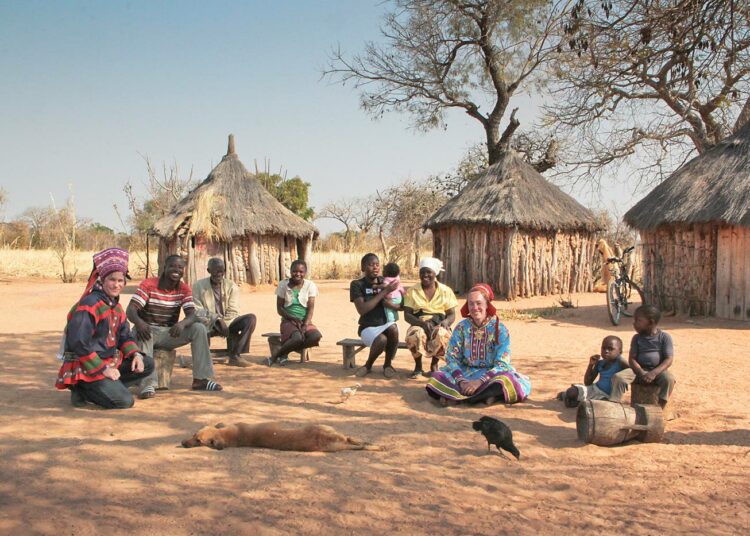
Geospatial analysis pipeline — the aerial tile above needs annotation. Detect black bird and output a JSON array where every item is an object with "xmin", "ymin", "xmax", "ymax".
[{"xmin": 472, "ymin": 416, "xmax": 520, "ymax": 460}]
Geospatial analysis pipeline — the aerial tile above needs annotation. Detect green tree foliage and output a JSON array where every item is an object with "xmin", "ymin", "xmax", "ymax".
[{"xmin": 257, "ymin": 173, "xmax": 315, "ymax": 220}]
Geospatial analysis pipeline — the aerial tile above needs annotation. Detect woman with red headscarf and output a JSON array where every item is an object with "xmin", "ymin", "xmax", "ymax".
[
  {"xmin": 425, "ymin": 283, "xmax": 531, "ymax": 406},
  {"xmin": 55, "ymin": 248, "xmax": 154, "ymax": 409}
]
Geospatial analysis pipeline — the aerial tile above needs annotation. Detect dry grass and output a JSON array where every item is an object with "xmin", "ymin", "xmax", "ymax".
[
  {"xmin": 0, "ymin": 248, "xmax": 157, "ymax": 281},
  {"xmin": 0, "ymin": 248, "xmax": 427, "ymax": 282},
  {"xmin": 313, "ymin": 250, "xmax": 431, "ymax": 280}
]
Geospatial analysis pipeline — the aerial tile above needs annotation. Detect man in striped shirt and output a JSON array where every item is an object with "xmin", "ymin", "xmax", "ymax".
[{"xmin": 127, "ymin": 255, "xmax": 222, "ymax": 398}]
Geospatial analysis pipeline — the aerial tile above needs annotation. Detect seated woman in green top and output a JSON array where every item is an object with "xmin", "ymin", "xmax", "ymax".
[{"xmin": 267, "ymin": 260, "xmax": 322, "ymax": 366}]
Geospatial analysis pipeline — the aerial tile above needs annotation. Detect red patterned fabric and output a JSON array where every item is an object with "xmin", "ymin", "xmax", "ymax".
[{"xmin": 460, "ymin": 283, "xmax": 497, "ymax": 318}]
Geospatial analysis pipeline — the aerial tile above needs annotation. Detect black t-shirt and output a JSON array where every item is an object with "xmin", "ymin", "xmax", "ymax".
[{"xmin": 350, "ymin": 277, "xmax": 387, "ymax": 333}]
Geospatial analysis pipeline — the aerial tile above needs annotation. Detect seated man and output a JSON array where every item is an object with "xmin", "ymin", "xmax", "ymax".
[
  {"xmin": 127, "ymin": 254, "xmax": 223, "ymax": 399},
  {"xmin": 192, "ymin": 257, "xmax": 257, "ymax": 367}
]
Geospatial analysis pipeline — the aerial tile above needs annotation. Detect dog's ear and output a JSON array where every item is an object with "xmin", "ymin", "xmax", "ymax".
[{"xmin": 215, "ymin": 422, "xmax": 226, "ymax": 429}]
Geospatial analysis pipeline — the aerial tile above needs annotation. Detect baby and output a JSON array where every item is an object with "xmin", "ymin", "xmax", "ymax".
[
  {"xmin": 380, "ymin": 262, "xmax": 405, "ymax": 323},
  {"xmin": 562, "ymin": 335, "xmax": 628, "ymax": 407}
]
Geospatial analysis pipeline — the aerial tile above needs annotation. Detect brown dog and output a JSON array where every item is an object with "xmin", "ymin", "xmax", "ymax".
[{"xmin": 181, "ymin": 422, "xmax": 383, "ymax": 452}]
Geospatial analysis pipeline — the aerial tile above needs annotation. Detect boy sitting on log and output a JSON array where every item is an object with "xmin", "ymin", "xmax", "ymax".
[
  {"xmin": 610, "ymin": 305, "xmax": 675, "ymax": 409},
  {"xmin": 561, "ymin": 335, "xmax": 627, "ymax": 407}
]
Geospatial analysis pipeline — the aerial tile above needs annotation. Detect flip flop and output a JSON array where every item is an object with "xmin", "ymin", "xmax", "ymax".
[
  {"xmin": 354, "ymin": 366, "xmax": 371, "ymax": 378},
  {"xmin": 408, "ymin": 369, "xmax": 423, "ymax": 379},
  {"xmin": 192, "ymin": 379, "xmax": 223, "ymax": 391},
  {"xmin": 383, "ymin": 366, "xmax": 397, "ymax": 379}
]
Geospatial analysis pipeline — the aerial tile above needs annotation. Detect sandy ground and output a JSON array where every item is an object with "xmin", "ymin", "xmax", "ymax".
[{"xmin": 0, "ymin": 278, "xmax": 748, "ymax": 535}]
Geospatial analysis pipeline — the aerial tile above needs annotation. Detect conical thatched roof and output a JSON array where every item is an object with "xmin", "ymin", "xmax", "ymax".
[
  {"xmin": 152, "ymin": 135, "xmax": 318, "ymax": 240},
  {"xmin": 424, "ymin": 151, "xmax": 599, "ymax": 231},
  {"xmin": 624, "ymin": 122, "xmax": 750, "ymax": 229}
]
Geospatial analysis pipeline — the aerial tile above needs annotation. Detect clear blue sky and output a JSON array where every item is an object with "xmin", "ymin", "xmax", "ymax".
[{"xmin": 0, "ymin": 0, "xmax": 637, "ymax": 235}]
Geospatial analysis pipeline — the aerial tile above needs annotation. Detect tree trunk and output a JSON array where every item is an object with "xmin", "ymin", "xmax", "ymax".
[{"xmin": 734, "ymin": 95, "xmax": 750, "ymax": 134}]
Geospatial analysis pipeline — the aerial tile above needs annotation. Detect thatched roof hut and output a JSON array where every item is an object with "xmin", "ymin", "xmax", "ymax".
[
  {"xmin": 624, "ymin": 121, "xmax": 750, "ymax": 320},
  {"xmin": 152, "ymin": 135, "xmax": 318, "ymax": 286},
  {"xmin": 424, "ymin": 151, "xmax": 600, "ymax": 298}
]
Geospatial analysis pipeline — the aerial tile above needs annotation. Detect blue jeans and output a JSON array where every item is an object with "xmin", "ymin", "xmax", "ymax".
[{"xmin": 76, "ymin": 355, "xmax": 155, "ymax": 409}]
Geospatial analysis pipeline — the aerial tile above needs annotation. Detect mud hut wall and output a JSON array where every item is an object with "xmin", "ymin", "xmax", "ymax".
[
  {"xmin": 638, "ymin": 223, "xmax": 717, "ymax": 316},
  {"xmin": 432, "ymin": 226, "xmax": 596, "ymax": 299},
  {"xmin": 716, "ymin": 226, "xmax": 750, "ymax": 321}
]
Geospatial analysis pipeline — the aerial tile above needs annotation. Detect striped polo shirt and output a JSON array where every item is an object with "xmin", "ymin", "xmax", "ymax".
[{"xmin": 130, "ymin": 277, "xmax": 195, "ymax": 327}]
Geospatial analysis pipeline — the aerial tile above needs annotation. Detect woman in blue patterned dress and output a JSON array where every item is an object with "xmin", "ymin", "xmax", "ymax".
[{"xmin": 426, "ymin": 283, "xmax": 531, "ymax": 407}]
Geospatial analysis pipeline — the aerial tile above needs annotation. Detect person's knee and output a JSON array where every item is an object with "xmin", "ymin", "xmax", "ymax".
[
  {"xmin": 305, "ymin": 331, "xmax": 322, "ymax": 346},
  {"xmin": 186, "ymin": 322, "xmax": 208, "ymax": 339},
  {"xmin": 103, "ymin": 390, "xmax": 134, "ymax": 409}
]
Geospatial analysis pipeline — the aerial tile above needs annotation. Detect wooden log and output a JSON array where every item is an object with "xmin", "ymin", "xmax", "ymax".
[{"xmin": 154, "ymin": 348, "xmax": 177, "ymax": 390}]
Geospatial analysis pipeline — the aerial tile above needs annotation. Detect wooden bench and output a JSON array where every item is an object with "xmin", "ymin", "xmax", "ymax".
[
  {"xmin": 261, "ymin": 332, "xmax": 309, "ymax": 362},
  {"xmin": 336, "ymin": 338, "xmax": 409, "ymax": 369}
]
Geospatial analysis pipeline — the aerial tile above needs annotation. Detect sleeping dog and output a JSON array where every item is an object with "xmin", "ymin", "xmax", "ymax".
[{"xmin": 181, "ymin": 422, "xmax": 383, "ymax": 452}]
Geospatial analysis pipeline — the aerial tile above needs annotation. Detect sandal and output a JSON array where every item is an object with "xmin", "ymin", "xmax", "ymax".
[
  {"xmin": 354, "ymin": 366, "xmax": 371, "ymax": 378},
  {"xmin": 139, "ymin": 387, "xmax": 156, "ymax": 400},
  {"xmin": 192, "ymin": 379, "xmax": 223, "ymax": 391},
  {"xmin": 383, "ymin": 366, "xmax": 397, "ymax": 379},
  {"xmin": 408, "ymin": 368, "xmax": 423, "ymax": 379}
]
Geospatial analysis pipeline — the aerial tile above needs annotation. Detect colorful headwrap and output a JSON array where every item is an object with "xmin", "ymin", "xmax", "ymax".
[
  {"xmin": 460, "ymin": 283, "xmax": 497, "ymax": 318},
  {"xmin": 81, "ymin": 248, "xmax": 130, "ymax": 298},
  {"xmin": 419, "ymin": 257, "xmax": 444, "ymax": 274},
  {"xmin": 94, "ymin": 248, "xmax": 129, "ymax": 279}
]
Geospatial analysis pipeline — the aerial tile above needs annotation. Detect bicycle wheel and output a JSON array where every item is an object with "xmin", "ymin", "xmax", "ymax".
[
  {"xmin": 607, "ymin": 280, "xmax": 622, "ymax": 325},
  {"xmin": 621, "ymin": 281, "xmax": 646, "ymax": 317}
]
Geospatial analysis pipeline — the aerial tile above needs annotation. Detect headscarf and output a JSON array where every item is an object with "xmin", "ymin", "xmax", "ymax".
[
  {"xmin": 419, "ymin": 257, "xmax": 444, "ymax": 275},
  {"xmin": 81, "ymin": 248, "xmax": 130, "ymax": 298},
  {"xmin": 460, "ymin": 283, "xmax": 497, "ymax": 318}
]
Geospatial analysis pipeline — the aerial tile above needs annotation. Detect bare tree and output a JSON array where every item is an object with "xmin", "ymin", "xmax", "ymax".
[
  {"xmin": 49, "ymin": 190, "xmax": 79, "ymax": 283},
  {"xmin": 379, "ymin": 180, "xmax": 448, "ymax": 267},
  {"xmin": 317, "ymin": 199, "xmax": 357, "ymax": 251},
  {"xmin": 547, "ymin": 0, "xmax": 750, "ymax": 187},
  {"xmin": 325, "ymin": 0, "xmax": 572, "ymax": 168}
]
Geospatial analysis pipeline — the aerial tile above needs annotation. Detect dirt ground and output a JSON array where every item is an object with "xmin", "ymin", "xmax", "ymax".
[{"xmin": 0, "ymin": 278, "xmax": 748, "ymax": 535}]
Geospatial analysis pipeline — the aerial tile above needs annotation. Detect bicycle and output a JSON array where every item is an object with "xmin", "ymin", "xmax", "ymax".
[{"xmin": 606, "ymin": 245, "xmax": 646, "ymax": 326}]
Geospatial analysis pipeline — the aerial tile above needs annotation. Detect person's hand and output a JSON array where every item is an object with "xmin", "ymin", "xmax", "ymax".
[
  {"xmin": 135, "ymin": 320, "xmax": 151, "ymax": 342},
  {"xmin": 131, "ymin": 354, "xmax": 145, "ymax": 373},
  {"xmin": 642, "ymin": 370, "xmax": 657, "ymax": 383},
  {"xmin": 461, "ymin": 379, "xmax": 483, "ymax": 396},
  {"xmin": 169, "ymin": 322, "xmax": 184, "ymax": 338},
  {"xmin": 589, "ymin": 354, "xmax": 601, "ymax": 367},
  {"xmin": 422, "ymin": 321, "xmax": 434, "ymax": 338},
  {"xmin": 103, "ymin": 365, "xmax": 120, "ymax": 381},
  {"xmin": 439, "ymin": 319, "xmax": 452, "ymax": 330},
  {"xmin": 216, "ymin": 318, "xmax": 229, "ymax": 337},
  {"xmin": 384, "ymin": 280, "xmax": 400, "ymax": 293}
]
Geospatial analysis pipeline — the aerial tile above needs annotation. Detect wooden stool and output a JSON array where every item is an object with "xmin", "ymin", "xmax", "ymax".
[
  {"xmin": 261, "ymin": 332, "xmax": 309, "ymax": 362},
  {"xmin": 631, "ymin": 382, "xmax": 660, "ymax": 405},
  {"xmin": 631, "ymin": 381, "xmax": 674, "ymax": 420},
  {"xmin": 154, "ymin": 348, "xmax": 177, "ymax": 390}
]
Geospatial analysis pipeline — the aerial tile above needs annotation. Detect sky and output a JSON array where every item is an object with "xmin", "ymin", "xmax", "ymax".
[{"xmin": 0, "ymin": 0, "xmax": 639, "ymax": 236}]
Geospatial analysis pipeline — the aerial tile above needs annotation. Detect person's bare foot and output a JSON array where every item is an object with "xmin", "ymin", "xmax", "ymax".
[{"xmin": 438, "ymin": 397, "xmax": 456, "ymax": 407}]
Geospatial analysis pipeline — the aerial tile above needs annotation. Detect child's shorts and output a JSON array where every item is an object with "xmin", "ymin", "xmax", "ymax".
[{"xmin": 572, "ymin": 383, "xmax": 610, "ymax": 402}]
